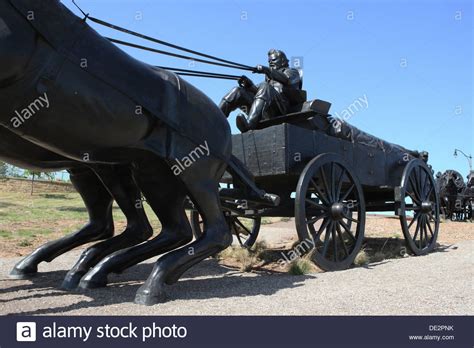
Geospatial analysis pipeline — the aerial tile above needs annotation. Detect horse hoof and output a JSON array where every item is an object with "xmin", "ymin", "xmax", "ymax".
[
  {"xmin": 134, "ymin": 285, "xmax": 167, "ymax": 306},
  {"xmin": 9, "ymin": 265, "xmax": 38, "ymax": 279},
  {"xmin": 78, "ymin": 273, "xmax": 108, "ymax": 289},
  {"xmin": 61, "ymin": 272, "xmax": 85, "ymax": 290}
]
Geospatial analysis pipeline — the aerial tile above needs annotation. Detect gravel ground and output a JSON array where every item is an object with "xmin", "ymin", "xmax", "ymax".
[{"xmin": 0, "ymin": 229, "xmax": 472, "ymax": 315}]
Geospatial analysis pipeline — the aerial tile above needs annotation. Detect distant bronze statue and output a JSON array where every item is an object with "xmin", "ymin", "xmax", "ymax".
[
  {"xmin": 219, "ymin": 49, "xmax": 304, "ymax": 132},
  {"xmin": 436, "ymin": 170, "xmax": 467, "ymax": 220}
]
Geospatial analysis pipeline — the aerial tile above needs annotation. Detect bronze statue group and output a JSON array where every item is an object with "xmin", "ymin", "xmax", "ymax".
[
  {"xmin": 436, "ymin": 170, "xmax": 474, "ymax": 221},
  {"xmin": 0, "ymin": 0, "xmax": 453, "ymax": 307}
]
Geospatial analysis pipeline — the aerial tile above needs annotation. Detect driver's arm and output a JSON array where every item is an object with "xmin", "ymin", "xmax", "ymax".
[
  {"xmin": 266, "ymin": 68, "xmax": 291, "ymax": 84},
  {"xmin": 256, "ymin": 66, "xmax": 299, "ymax": 86}
]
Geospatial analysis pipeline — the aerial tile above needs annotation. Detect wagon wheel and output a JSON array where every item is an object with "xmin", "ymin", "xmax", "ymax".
[
  {"xmin": 398, "ymin": 159, "xmax": 439, "ymax": 255},
  {"xmin": 227, "ymin": 216, "xmax": 261, "ymax": 248},
  {"xmin": 190, "ymin": 210, "xmax": 261, "ymax": 248},
  {"xmin": 295, "ymin": 153, "xmax": 366, "ymax": 271}
]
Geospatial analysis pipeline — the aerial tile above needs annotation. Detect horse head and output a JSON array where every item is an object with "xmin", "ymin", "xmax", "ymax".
[
  {"xmin": 444, "ymin": 170, "xmax": 465, "ymax": 192},
  {"xmin": 0, "ymin": 0, "xmax": 37, "ymax": 86}
]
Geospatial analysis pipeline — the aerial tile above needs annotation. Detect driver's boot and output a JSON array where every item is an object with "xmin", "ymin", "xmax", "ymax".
[{"xmin": 236, "ymin": 99, "xmax": 266, "ymax": 133}]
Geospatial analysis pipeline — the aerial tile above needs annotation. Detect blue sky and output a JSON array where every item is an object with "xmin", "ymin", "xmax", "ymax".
[{"xmin": 64, "ymin": 0, "xmax": 473, "ymax": 177}]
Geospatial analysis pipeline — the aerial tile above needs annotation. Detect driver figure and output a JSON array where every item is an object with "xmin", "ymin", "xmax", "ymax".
[{"xmin": 219, "ymin": 49, "xmax": 303, "ymax": 133}]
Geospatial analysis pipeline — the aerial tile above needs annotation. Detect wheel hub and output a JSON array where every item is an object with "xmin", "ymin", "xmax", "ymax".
[
  {"xmin": 421, "ymin": 201, "xmax": 432, "ymax": 213},
  {"xmin": 330, "ymin": 203, "xmax": 348, "ymax": 220}
]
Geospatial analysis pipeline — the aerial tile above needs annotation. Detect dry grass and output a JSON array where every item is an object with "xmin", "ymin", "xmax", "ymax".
[
  {"xmin": 354, "ymin": 249, "xmax": 370, "ymax": 266},
  {"xmin": 371, "ymin": 251, "xmax": 387, "ymax": 263},
  {"xmin": 353, "ymin": 237, "xmax": 408, "ymax": 266},
  {"xmin": 218, "ymin": 246, "xmax": 261, "ymax": 272},
  {"xmin": 250, "ymin": 240, "xmax": 268, "ymax": 256},
  {"xmin": 287, "ymin": 258, "xmax": 315, "ymax": 275}
]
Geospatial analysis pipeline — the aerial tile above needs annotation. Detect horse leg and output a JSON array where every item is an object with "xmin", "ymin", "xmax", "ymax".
[
  {"xmin": 10, "ymin": 167, "xmax": 114, "ymax": 279},
  {"xmin": 61, "ymin": 165, "xmax": 153, "ymax": 289},
  {"xmin": 79, "ymin": 158, "xmax": 193, "ymax": 289},
  {"xmin": 134, "ymin": 158, "xmax": 231, "ymax": 305}
]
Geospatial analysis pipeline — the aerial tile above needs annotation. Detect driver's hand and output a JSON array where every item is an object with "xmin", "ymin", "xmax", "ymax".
[{"xmin": 254, "ymin": 65, "xmax": 270, "ymax": 74}]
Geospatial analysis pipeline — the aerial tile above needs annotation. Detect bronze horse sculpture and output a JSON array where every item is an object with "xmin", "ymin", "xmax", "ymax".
[
  {"xmin": 436, "ymin": 170, "xmax": 465, "ymax": 220},
  {"xmin": 0, "ymin": 0, "xmax": 239, "ymax": 305},
  {"xmin": 464, "ymin": 173, "xmax": 474, "ymax": 221},
  {"xmin": 0, "ymin": 126, "xmax": 154, "ymax": 289}
]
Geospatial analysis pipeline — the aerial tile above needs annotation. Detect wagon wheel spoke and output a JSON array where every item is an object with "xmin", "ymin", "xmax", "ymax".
[
  {"xmin": 347, "ymin": 201, "xmax": 359, "ymax": 209},
  {"xmin": 421, "ymin": 218, "xmax": 428, "ymax": 249},
  {"xmin": 340, "ymin": 184, "xmax": 355, "ymax": 202},
  {"xmin": 313, "ymin": 217, "xmax": 331, "ymax": 242},
  {"xmin": 404, "ymin": 202, "xmax": 420, "ymax": 210},
  {"xmin": 407, "ymin": 213, "xmax": 420, "ymax": 230},
  {"xmin": 428, "ymin": 212, "xmax": 436, "ymax": 222},
  {"xmin": 331, "ymin": 223, "xmax": 338, "ymax": 262},
  {"xmin": 305, "ymin": 198, "xmax": 328, "ymax": 211},
  {"xmin": 406, "ymin": 190, "xmax": 421, "ymax": 205},
  {"xmin": 412, "ymin": 216, "xmax": 421, "ymax": 244},
  {"xmin": 307, "ymin": 213, "xmax": 327, "ymax": 225},
  {"xmin": 405, "ymin": 205, "xmax": 421, "ymax": 211},
  {"xmin": 310, "ymin": 178, "xmax": 330, "ymax": 206},
  {"xmin": 321, "ymin": 221, "xmax": 333, "ymax": 257},
  {"xmin": 234, "ymin": 218, "xmax": 251, "ymax": 236},
  {"xmin": 415, "ymin": 167, "xmax": 424, "ymax": 199},
  {"xmin": 425, "ymin": 215, "xmax": 433, "ymax": 241},
  {"xmin": 409, "ymin": 175, "xmax": 422, "ymax": 202},
  {"xmin": 319, "ymin": 166, "xmax": 333, "ymax": 203},
  {"xmin": 342, "ymin": 213, "xmax": 359, "ymax": 224},
  {"xmin": 335, "ymin": 166, "xmax": 347, "ymax": 201},
  {"xmin": 336, "ymin": 222, "xmax": 350, "ymax": 257},
  {"xmin": 418, "ymin": 167, "xmax": 426, "ymax": 198},
  {"xmin": 421, "ymin": 171, "xmax": 430, "ymax": 200},
  {"xmin": 425, "ymin": 185, "xmax": 434, "ymax": 201},
  {"xmin": 339, "ymin": 219, "xmax": 356, "ymax": 242},
  {"xmin": 425, "ymin": 214, "xmax": 434, "ymax": 237},
  {"xmin": 418, "ymin": 169, "xmax": 426, "ymax": 199},
  {"xmin": 308, "ymin": 219, "xmax": 318, "ymax": 236},
  {"xmin": 422, "ymin": 215, "xmax": 429, "ymax": 248},
  {"xmin": 419, "ymin": 215, "xmax": 425, "ymax": 248},
  {"xmin": 330, "ymin": 162, "xmax": 337, "ymax": 203}
]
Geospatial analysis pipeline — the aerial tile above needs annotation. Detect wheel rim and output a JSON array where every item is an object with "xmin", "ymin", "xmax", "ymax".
[
  {"xmin": 296, "ymin": 154, "xmax": 365, "ymax": 271},
  {"xmin": 399, "ymin": 160, "xmax": 439, "ymax": 255}
]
